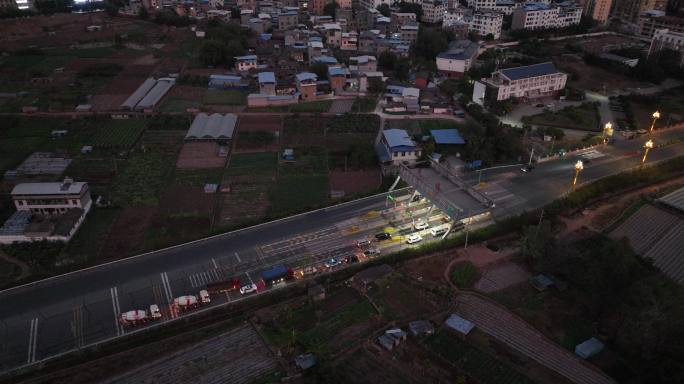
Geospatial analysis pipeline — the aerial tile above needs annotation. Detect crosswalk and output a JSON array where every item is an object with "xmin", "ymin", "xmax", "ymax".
[
  {"xmin": 479, "ymin": 182, "xmax": 527, "ymax": 215},
  {"xmin": 578, "ymin": 149, "xmax": 606, "ymax": 159},
  {"xmin": 188, "ymin": 268, "xmax": 223, "ymax": 288}
]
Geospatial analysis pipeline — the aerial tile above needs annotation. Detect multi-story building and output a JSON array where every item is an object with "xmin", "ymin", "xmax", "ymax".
[
  {"xmin": 310, "ymin": 0, "xmax": 325, "ymax": 15},
  {"xmin": 308, "ymin": 40, "xmax": 324, "ymax": 63},
  {"xmin": 436, "ymin": 39, "xmax": 480, "ymax": 77},
  {"xmin": 391, "ymin": 12, "xmax": 416, "ymax": 32},
  {"xmin": 615, "ymin": 0, "xmax": 668, "ymax": 23},
  {"xmin": 341, "ymin": 31, "xmax": 358, "ymax": 50},
  {"xmin": 469, "ymin": 10, "xmax": 504, "ymax": 38},
  {"xmin": 511, "ymin": 2, "xmax": 582, "ymax": 30},
  {"xmin": 234, "ymin": 55, "xmax": 258, "ymax": 72},
  {"xmin": 584, "ymin": 0, "xmax": 612, "ymax": 24},
  {"xmin": 375, "ymin": 129, "xmax": 422, "ymax": 166},
  {"xmin": 258, "ymin": 72, "xmax": 277, "ymax": 95},
  {"xmin": 359, "ymin": 0, "xmax": 390, "ymax": 11},
  {"xmin": 12, "ymin": 178, "xmax": 92, "ymax": 216},
  {"xmin": 320, "ymin": 23, "xmax": 342, "ymax": 47},
  {"xmin": 358, "ymin": 30, "xmax": 379, "ymax": 53},
  {"xmin": 13, "ymin": 0, "xmax": 31, "ymax": 10},
  {"xmin": 296, "ymin": 72, "xmax": 318, "ymax": 100},
  {"xmin": 421, "ymin": 0, "xmax": 448, "ymax": 23},
  {"xmin": 637, "ymin": 11, "xmax": 684, "ymax": 37},
  {"xmin": 400, "ymin": 22, "xmax": 420, "ymax": 43},
  {"xmin": 350, "ymin": 55, "xmax": 378, "ymax": 72},
  {"xmin": 476, "ymin": 62, "xmax": 567, "ymax": 101},
  {"xmin": 278, "ymin": 10, "xmax": 299, "ymax": 30},
  {"xmin": 648, "ymin": 28, "xmax": 684, "ymax": 66},
  {"xmin": 468, "ymin": 0, "xmax": 520, "ymax": 15},
  {"xmin": 328, "ymin": 66, "xmax": 349, "ymax": 90},
  {"xmin": 443, "ymin": 8, "xmax": 470, "ymax": 27}
]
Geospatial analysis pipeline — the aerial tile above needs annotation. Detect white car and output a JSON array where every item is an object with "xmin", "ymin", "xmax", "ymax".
[
  {"xmin": 414, "ymin": 221, "xmax": 429, "ymax": 230},
  {"xmin": 240, "ymin": 283, "xmax": 258, "ymax": 295},
  {"xmin": 199, "ymin": 289, "xmax": 210, "ymax": 304},
  {"xmin": 149, "ymin": 304, "xmax": 162, "ymax": 320},
  {"xmin": 407, "ymin": 234, "xmax": 423, "ymax": 244},
  {"xmin": 324, "ymin": 258, "xmax": 342, "ymax": 268}
]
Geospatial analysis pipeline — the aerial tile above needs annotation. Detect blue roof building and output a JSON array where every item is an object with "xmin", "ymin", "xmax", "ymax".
[
  {"xmin": 431, "ymin": 129, "xmax": 465, "ymax": 145},
  {"xmin": 376, "ymin": 129, "xmax": 422, "ymax": 166}
]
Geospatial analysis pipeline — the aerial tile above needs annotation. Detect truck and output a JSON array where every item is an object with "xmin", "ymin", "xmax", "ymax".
[
  {"xmin": 120, "ymin": 310, "xmax": 148, "ymax": 326},
  {"xmin": 173, "ymin": 295, "xmax": 199, "ymax": 313},
  {"xmin": 206, "ymin": 277, "xmax": 241, "ymax": 295},
  {"xmin": 261, "ymin": 265, "xmax": 293, "ymax": 286}
]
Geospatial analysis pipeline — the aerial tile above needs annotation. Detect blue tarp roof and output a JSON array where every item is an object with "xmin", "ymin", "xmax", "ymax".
[
  {"xmin": 375, "ymin": 143, "xmax": 392, "ymax": 162},
  {"xmin": 328, "ymin": 67, "xmax": 346, "ymax": 77},
  {"xmin": 575, "ymin": 337, "xmax": 604, "ymax": 359},
  {"xmin": 258, "ymin": 72, "xmax": 276, "ymax": 84},
  {"xmin": 383, "ymin": 129, "xmax": 416, "ymax": 149},
  {"xmin": 234, "ymin": 55, "xmax": 257, "ymax": 61},
  {"xmin": 296, "ymin": 72, "xmax": 317, "ymax": 82},
  {"xmin": 445, "ymin": 314, "xmax": 475, "ymax": 335},
  {"xmin": 500, "ymin": 62, "xmax": 560, "ymax": 81},
  {"xmin": 431, "ymin": 129, "xmax": 465, "ymax": 145},
  {"xmin": 315, "ymin": 55, "xmax": 338, "ymax": 64},
  {"xmin": 259, "ymin": 33, "xmax": 272, "ymax": 40}
]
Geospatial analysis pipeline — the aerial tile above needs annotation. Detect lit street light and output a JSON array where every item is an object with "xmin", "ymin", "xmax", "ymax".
[
  {"xmin": 642, "ymin": 139, "xmax": 654, "ymax": 165},
  {"xmin": 603, "ymin": 122, "xmax": 614, "ymax": 145},
  {"xmin": 650, "ymin": 111, "xmax": 660, "ymax": 133},
  {"xmin": 572, "ymin": 160, "xmax": 583, "ymax": 190}
]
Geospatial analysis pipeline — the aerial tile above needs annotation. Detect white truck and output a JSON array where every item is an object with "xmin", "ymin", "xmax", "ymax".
[
  {"xmin": 173, "ymin": 295, "xmax": 199, "ymax": 313},
  {"xmin": 120, "ymin": 304, "xmax": 163, "ymax": 326}
]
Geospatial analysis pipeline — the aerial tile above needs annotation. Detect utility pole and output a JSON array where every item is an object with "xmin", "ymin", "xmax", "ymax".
[{"xmin": 528, "ymin": 148, "xmax": 535, "ymax": 166}]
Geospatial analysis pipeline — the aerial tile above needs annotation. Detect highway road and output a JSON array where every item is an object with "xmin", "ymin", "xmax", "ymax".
[{"xmin": 1, "ymin": 126, "xmax": 683, "ymax": 375}]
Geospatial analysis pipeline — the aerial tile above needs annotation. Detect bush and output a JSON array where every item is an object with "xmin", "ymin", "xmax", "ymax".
[{"xmin": 450, "ymin": 262, "xmax": 479, "ymax": 288}]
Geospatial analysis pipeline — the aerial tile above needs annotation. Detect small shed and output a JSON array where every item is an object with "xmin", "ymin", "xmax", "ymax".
[
  {"xmin": 295, "ymin": 353, "xmax": 317, "ymax": 370},
  {"xmin": 377, "ymin": 334, "xmax": 396, "ymax": 350},
  {"xmin": 80, "ymin": 146, "xmax": 93, "ymax": 154},
  {"xmin": 409, "ymin": 320, "xmax": 434, "ymax": 336},
  {"xmin": 282, "ymin": 148, "xmax": 294, "ymax": 161},
  {"xmin": 431, "ymin": 129, "xmax": 465, "ymax": 145},
  {"xmin": 204, "ymin": 184, "xmax": 218, "ymax": 194},
  {"xmin": 575, "ymin": 337, "xmax": 604, "ymax": 359},
  {"xmin": 531, "ymin": 274, "xmax": 554, "ymax": 292},
  {"xmin": 386, "ymin": 328, "xmax": 407, "ymax": 342},
  {"xmin": 51, "ymin": 130, "xmax": 68, "ymax": 138},
  {"xmin": 445, "ymin": 314, "xmax": 475, "ymax": 336}
]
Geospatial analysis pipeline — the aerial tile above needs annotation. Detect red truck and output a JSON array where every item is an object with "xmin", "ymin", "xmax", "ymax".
[{"xmin": 206, "ymin": 277, "xmax": 241, "ymax": 295}]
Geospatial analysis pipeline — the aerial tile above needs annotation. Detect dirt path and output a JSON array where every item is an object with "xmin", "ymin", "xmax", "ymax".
[
  {"xmin": 442, "ymin": 247, "xmax": 616, "ymax": 384},
  {"xmin": 0, "ymin": 248, "xmax": 31, "ymax": 282}
]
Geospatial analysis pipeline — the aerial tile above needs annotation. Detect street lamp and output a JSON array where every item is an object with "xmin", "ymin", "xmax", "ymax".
[
  {"xmin": 650, "ymin": 111, "xmax": 660, "ymax": 133},
  {"xmin": 603, "ymin": 122, "xmax": 614, "ymax": 145},
  {"xmin": 642, "ymin": 139, "xmax": 654, "ymax": 164},
  {"xmin": 573, "ymin": 160, "xmax": 583, "ymax": 190}
]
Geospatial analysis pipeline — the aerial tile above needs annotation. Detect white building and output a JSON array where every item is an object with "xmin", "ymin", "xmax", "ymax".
[
  {"xmin": 375, "ymin": 129, "xmax": 422, "ymax": 166},
  {"xmin": 436, "ymin": 39, "xmax": 480, "ymax": 77},
  {"xmin": 511, "ymin": 2, "xmax": 582, "ymax": 30},
  {"xmin": 468, "ymin": 0, "xmax": 521, "ymax": 15},
  {"xmin": 234, "ymin": 55, "xmax": 258, "ymax": 72},
  {"xmin": 358, "ymin": 0, "xmax": 391, "ymax": 12},
  {"xmin": 477, "ymin": 62, "xmax": 567, "ymax": 101},
  {"xmin": 421, "ymin": 0, "xmax": 448, "ymax": 23},
  {"xmin": 648, "ymin": 28, "xmax": 684, "ymax": 66},
  {"xmin": 445, "ymin": 9, "xmax": 504, "ymax": 39},
  {"xmin": 12, "ymin": 178, "xmax": 91, "ymax": 215}
]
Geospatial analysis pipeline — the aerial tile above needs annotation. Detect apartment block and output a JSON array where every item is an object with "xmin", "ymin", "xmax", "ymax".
[
  {"xmin": 477, "ymin": 62, "xmax": 567, "ymax": 101},
  {"xmin": 511, "ymin": 2, "xmax": 582, "ymax": 30}
]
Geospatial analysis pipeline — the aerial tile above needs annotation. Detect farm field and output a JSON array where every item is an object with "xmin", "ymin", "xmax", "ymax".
[{"xmin": 203, "ymin": 90, "xmax": 247, "ymax": 105}]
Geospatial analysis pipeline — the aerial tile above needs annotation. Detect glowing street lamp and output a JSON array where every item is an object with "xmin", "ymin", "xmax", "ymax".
[
  {"xmin": 603, "ymin": 122, "xmax": 614, "ymax": 145},
  {"xmin": 650, "ymin": 111, "xmax": 660, "ymax": 133},
  {"xmin": 572, "ymin": 160, "xmax": 583, "ymax": 190},
  {"xmin": 642, "ymin": 139, "xmax": 654, "ymax": 164}
]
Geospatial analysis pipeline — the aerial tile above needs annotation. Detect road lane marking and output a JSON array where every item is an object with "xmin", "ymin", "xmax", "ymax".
[
  {"xmin": 160, "ymin": 272, "xmax": 176, "ymax": 319},
  {"xmin": 210, "ymin": 269, "xmax": 219, "ymax": 281},
  {"xmin": 212, "ymin": 258, "xmax": 218, "ymax": 269},
  {"xmin": 72, "ymin": 305, "xmax": 85, "ymax": 349},
  {"xmin": 246, "ymin": 271, "xmax": 253, "ymax": 284},
  {"xmin": 234, "ymin": 252, "xmax": 241, "ymax": 263},
  {"xmin": 110, "ymin": 287, "xmax": 123, "ymax": 336},
  {"xmin": 189, "ymin": 274, "xmax": 197, "ymax": 288},
  {"xmin": 27, "ymin": 318, "xmax": 38, "ymax": 364}
]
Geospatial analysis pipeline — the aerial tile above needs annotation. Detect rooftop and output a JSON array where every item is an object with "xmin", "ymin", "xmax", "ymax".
[
  {"xmin": 234, "ymin": 55, "xmax": 257, "ymax": 61},
  {"xmin": 437, "ymin": 39, "xmax": 479, "ymax": 61},
  {"xmin": 12, "ymin": 180, "xmax": 87, "ymax": 196},
  {"xmin": 431, "ymin": 129, "xmax": 466, "ymax": 145},
  {"xmin": 500, "ymin": 62, "xmax": 562, "ymax": 81},
  {"xmin": 296, "ymin": 72, "xmax": 318, "ymax": 82},
  {"xmin": 445, "ymin": 313, "xmax": 475, "ymax": 335},
  {"xmin": 185, "ymin": 113, "xmax": 237, "ymax": 140},
  {"xmin": 258, "ymin": 72, "xmax": 276, "ymax": 84},
  {"xmin": 383, "ymin": 129, "xmax": 416, "ymax": 149},
  {"xmin": 658, "ymin": 186, "xmax": 684, "ymax": 212}
]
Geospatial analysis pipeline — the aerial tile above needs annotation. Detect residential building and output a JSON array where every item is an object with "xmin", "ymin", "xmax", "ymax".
[
  {"xmin": 648, "ymin": 28, "xmax": 684, "ymax": 66},
  {"xmin": 341, "ymin": 31, "xmax": 358, "ymax": 50},
  {"xmin": 258, "ymin": 72, "xmax": 277, "ymax": 95},
  {"xmin": 468, "ymin": 0, "xmax": 519, "ymax": 15},
  {"xmin": 443, "ymin": 8, "xmax": 470, "ymax": 27},
  {"xmin": 358, "ymin": 30, "xmax": 379, "ymax": 53},
  {"xmin": 375, "ymin": 129, "xmax": 422, "ymax": 166},
  {"xmin": 614, "ymin": 0, "xmax": 668, "ymax": 23},
  {"xmin": 320, "ymin": 23, "xmax": 342, "ymax": 47},
  {"xmin": 637, "ymin": 11, "xmax": 684, "ymax": 37},
  {"xmin": 469, "ymin": 10, "xmax": 504, "ymax": 38},
  {"xmin": 278, "ymin": 11, "xmax": 299, "ymax": 30},
  {"xmin": 310, "ymin": 0, "xmax": 325, "ymax": 15},
  {"xmin": 328, "ymin": 66, "xmax": 349, "ymax": 90},
  {"xmin": 511, "ymin": 2, "xmax": 582, "ymax": 30},
  {"xmin": 296, "ymin": 72, "xmax": 318, "ymax": 100},
  {"xmin": 391, "ymin": 12, "xmax": 416, "ymax": 32},
  {"xmin": 234, "ymin": 55, "xmax": 258, "ymax": 72},
  {"xmin": 421, "ymin": 0, "xmax": 448, "ymax": 23},
  {"xmin": 12, "ymin": 178, "xmax": 91, "ymax": 216},
  {"xmin": 436, "ymin": 39, "xmax": 480, "ymax": 77},
  {"xmin": 308, "ymin": 40, "xmax": 324, "ymax": 64},
  {"xmin": 476, "ymin": 62, "xmax": 567, "ymax": 101},
  {"xmin": 584, "ymin": 0, "xmax": 612, "ymax": 24},
  {"xmin": 359, "ymin": 0, "xmax": 391, "ymax": 11},
  {"xmin": 402, "ymin": 87, "xmax": 420, "ymax": 111},
  {"xmin": 350, "ymin": 55, "xmax": 378, "ymax": 72},
  {"xmin": 400, "ymin": 22, "xmax": 420, "ymax": 43}
]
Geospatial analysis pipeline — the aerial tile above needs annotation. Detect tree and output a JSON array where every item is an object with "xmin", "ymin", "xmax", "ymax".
[
  {"xmin": 199, "ymin": 40, "xmax": 226, "ymax": 67},
  {"xmin": 376, "ymin": 3, "xmax": 390, "ymax": 17},
  {"xmin": 395, "ymin": 57, "xmax": 410, "ymax": 81},
  {"xmin": 484, "ymin": 33, "xmax": 495, "ymax": 40},
  {"xmin": 138, "ymin": 6, "xmax": 149, "ymax": 20},
  {"xmin": 412, "ymin": 28, "xmax": 449, "ymax": 62},
  {"xmin": 398, "ymin": 1, "xmax": 422, "ymax": 20},
  {"xmin": 309, "ymin": 62, "xmax": 329, "ymax": 80},
  {"xmin": 378, "ymin": 51, "xmax": 397, "ymax": 70},
  {"xmin": 438, "ymin": 78, "xmax": 461, "ymax": 98},
  {"xmin": 520, "ymin": 221, "xmax": 553, "ymax": 264},
  {"xmin": 368, "ymin": 77, "xmax": 386, "ymax": 94},
  {"xmin": 224, "ymin": 40, "xmax": 246, "ymax": 66},
  {"xmin": 323, "ymin": 1, "xmax": 339, "ymax": 19},
  {"xmin": 230, "ymin": 7, "xmax": 240, "ymax": 19},
  {"xmin": 103, "ymin": 0, "xmax": 119, "ymax": 16}
]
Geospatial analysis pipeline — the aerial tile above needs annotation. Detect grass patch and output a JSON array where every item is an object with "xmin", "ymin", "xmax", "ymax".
[
  {"xmin": 298, "ymin": 299, "xmax": 376, "ymax": 354},
  {"xmin": 159, "ymin": 97, "xmax": 201, "ymax": 113},
  {"xmin": 523, "ymin": 102, "xmax": 601, "ymax": 131},
  {"xmin": 88, "ymin": 119, "xmax": 146, "ymax": 149},
  {"xmin": 203, "ymin": 90, "xmax": 246, "ymax": 105},
  {"xmin": 173, "ymin": 168, "xmax": 224, "ymax": 186},
  {"xmin": 268, "ymin": 174, "xmax": 329, "ymax": 216},
  {"xmin": 450, "ymin": 261, "xmax": 479, "ymax": 288},
  {"xmin": 326, "ymin": 114, "xmax": 379, "ymax": 134},
  {"xmin": 59, "ymin": 208, "xmax": 121, "ymax": 265},
  {"xmin": 426, "ymin": 331, "xmax": 534, "ymax": 384},
  {"xmin": 111, "ymin": 150, "xmax": 176, "ymax": 206},
  {"xmin": 225, "ymin": 152, "xmax": 278, "ymax": 176},
  {"xmin": 351, "ymin": 97, "xmax": 377, "ymax": 112}
]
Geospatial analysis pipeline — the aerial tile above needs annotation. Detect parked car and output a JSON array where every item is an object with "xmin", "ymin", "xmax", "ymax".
[
  {"xmin": 239, "ymin": 283, "xmax": 258, "ymax": 295},
  {"xmin": 364, "ymin": 247, "xmax": 381, "ymax": 256},
  {"xmin": 414, "ymin": 220, "xmax": 429, "ymax": 230},
  {"xmin": 375, "ymin": 232, "xmax": 392, "ymax": 241},
  {"xmin": 407, "ymin": 234, "xmax": 423, "ymax": 244},
  {"xmin": 324, "ymin": 258, "xmax": 342, "ymax": 268},
  {"xmin": 520, "ymin": 165, "xmax": 535, "ymax": 173}
]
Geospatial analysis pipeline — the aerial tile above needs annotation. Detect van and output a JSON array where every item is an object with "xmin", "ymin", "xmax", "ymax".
[
  {"xmin": 199, "ymin": 290, "xmax": 210, "ymax": 304},
  {"xmin": 430, "ymin": 227, "xmax": 447, "ymax": 237}
]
